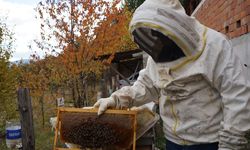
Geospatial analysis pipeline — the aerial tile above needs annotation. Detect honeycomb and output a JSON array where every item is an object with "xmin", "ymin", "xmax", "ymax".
[{"xmin": 60, "ymin": 112, "xmax": 135, "ymax": 149}]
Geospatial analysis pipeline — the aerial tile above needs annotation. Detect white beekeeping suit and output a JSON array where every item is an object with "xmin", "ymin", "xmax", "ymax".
[{"xmin": 94, "ymin": 0, "xmax": 250, "ymax": 149}]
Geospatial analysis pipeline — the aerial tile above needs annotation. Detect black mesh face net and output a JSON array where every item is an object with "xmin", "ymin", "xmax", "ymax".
[{"xmin": 132, "ymin": 27, "xmax": 185, "ymax": 62}]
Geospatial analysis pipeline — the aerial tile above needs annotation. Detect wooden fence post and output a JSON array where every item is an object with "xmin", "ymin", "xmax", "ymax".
[{"xmin": 17, "ymin": 88, "xmax": 35, "ymax": 150}]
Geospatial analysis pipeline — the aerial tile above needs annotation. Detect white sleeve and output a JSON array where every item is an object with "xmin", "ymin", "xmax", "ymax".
[
  {"xmin": 110, "ymin": 57, "xmax": 160, "ymax": 108},
  {"xmin": 212, "ymin": 41, "xmax": 250, "ymax": 150}
]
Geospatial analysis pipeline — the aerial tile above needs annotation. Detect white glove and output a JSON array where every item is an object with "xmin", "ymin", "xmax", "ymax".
[
  {"xmin": 130, "ymin": 105, "xmax": 148, "ymax": 112},
  {"xmin": 93, "ymin": 97, "xmax": 116, "ymax": 115}
]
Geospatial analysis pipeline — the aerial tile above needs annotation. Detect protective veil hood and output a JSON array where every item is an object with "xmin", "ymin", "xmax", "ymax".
[{"xmin": 129, "ymin": 0, "xmax": 207, "ymax": 70}]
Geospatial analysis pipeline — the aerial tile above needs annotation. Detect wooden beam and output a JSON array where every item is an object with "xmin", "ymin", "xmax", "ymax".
[
  {"xmin": 17, "ymin": 88, "xmax": 35, "ymax": 150},
  {"xmin": 58, "ymin": 107, "xmax": 137, "ymax": 115},
  {"xmin": 109, "ymin": 65, "xmax": 131, "ymax": 85}
]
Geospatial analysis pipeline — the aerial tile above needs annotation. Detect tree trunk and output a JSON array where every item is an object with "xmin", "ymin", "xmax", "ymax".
[
  {"xmin": 84, "ymin": 82, "xmax": 88, "ymax": 106},
  {"xmin": 72, "ymin": 85, "xmax": 77, "ymax": 107},
  {"xmin": 50, "ymin": 90, "xmax": 57, "ymax": 107},
  {"xmin": 39, "ymin": 95, "xmax": 45, "ymax": 128}
]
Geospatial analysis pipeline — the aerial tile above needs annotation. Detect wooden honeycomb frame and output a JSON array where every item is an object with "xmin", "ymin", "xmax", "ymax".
[{"xmin": 53, "ymin": 107, "xmax": 137, "ymax": 150}]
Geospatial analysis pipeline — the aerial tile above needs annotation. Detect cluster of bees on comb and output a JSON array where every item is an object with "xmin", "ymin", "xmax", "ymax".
[
  {"xmin": 60, "ymin": 112, "xmax": 134, "ymax": 149},
  {"xmin": 61, "ymin": 117, "xmax": 120, "ymax": 148}
]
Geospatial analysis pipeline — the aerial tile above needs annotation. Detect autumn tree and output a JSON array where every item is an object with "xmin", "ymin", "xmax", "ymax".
[
  {"xmin": 35, "ymin": 0, "xmax": 136, "ymax": 107},
  {"xmin": 0, "ymin": 17, "xmax": 17, "ymax": 133},
  {"xmin": 16, "ymin": 53, "xmax": 70, "ymax": 127}
]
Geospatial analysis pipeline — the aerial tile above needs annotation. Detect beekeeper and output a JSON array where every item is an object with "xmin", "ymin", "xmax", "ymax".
[{"xmin": 94, "ymin": 0, "xmax": 250, "ymax": 149}]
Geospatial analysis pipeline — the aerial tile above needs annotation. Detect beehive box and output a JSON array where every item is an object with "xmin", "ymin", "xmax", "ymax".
[
  {"xmin": 53, "ymin": 107, "xmax": 137, "ymax": 150},
  {"xmin": 136, "ymin": 108, "xmax": 159, "ymax": 139}
]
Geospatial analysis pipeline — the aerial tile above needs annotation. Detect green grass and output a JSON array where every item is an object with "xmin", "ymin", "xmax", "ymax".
[
  {"xmin": 0, "ymin": 139, "xmax": 7, "ymax": 150},
  {"xmin": 35, "ymin": 123, "xmax": 55, "ymax": 149}
]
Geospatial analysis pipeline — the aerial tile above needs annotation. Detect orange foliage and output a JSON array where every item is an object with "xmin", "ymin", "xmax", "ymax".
[
  {"xmin": 36, "ymin": 0, "xmax": 136, "ymax": 73},
  {"xmin": 18, "ymin": 0, "xmax": 137, "ymax": 107}
]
